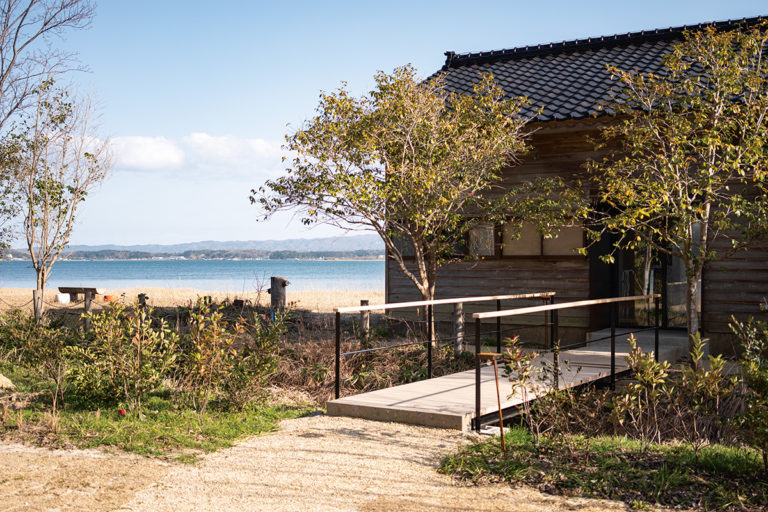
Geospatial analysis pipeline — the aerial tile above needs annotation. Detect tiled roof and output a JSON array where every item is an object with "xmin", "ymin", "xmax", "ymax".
[{"xmin": 436, "ymin": 17, "xmax": 766, "ymax": 123}]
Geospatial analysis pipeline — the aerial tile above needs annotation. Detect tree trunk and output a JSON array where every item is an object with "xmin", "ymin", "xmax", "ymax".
[
  {"xmin": 685, "ymin": 270, "xmax": 702, "ymax": 365},
  {"xmin": 33, "ymin": 267, "xmax": 47, "ymax": 324}
]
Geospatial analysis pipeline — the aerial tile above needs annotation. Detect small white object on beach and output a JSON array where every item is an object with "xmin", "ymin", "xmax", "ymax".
[{"xmin": 55, "ymin": 293, "xmax": 70, "ymax": 304}]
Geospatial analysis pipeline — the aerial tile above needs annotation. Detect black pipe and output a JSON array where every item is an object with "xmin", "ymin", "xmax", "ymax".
[{"xmin": 335, "ymin": 311, "xmax": 341, "ymax": 399}]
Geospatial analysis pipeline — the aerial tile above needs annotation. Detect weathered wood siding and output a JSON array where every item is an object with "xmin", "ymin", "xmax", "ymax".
[
  {"xmin": 386, "ymin": 122, "xmax": 602, "ymax": 347},
  {"xmin": 703, "ymin": 236, "xmax": 768, "ymax": 354}
]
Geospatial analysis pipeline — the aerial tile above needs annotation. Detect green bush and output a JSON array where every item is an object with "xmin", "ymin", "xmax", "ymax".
[
  {"xmin": 731, "ymin": 316, "xmax": 768, "ymax": 471},
  {"xmin": 224, "ymin": 310, "xmax": 285, "ymax": 410},
  {"xmin": 69, "ymin": 303, "xmax": 177, "ymax": 415},
  {"xmin": 177, "ymin": 301, "xmax": 241, "ymax": 416}
]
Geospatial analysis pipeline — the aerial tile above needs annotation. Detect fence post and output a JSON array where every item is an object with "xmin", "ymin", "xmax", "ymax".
[
  {"xmin": 427, "ymin": 304, "xmax": 433, "ymax": 379},
  {"xmin": 496, "ymin": 299, "xmax": 502, "ymax": 353},
  {"xmin": 453, "ymin": 302, "xmax": 464, "ymax": 354},
  {"xmin": 335, "ymin": 311, "xmax": 341, "ymax": 399},
  {"xmin": 83, "ymin": 290, "xmax": 93, "ymax": 332},
  {"xmin": 360, "ymin": 299, "xmax": 369, "ymax": 338},
  {"xmin": 475, "ymin": 317, "xmax": 481, "ymax": 432},
  {"xmin": 654, "ymin": 296, "xmax": 660, "ymax": 362},
  {"xmin": 610, "ymin": 302, "xmax": 616, "ymax": 391}
]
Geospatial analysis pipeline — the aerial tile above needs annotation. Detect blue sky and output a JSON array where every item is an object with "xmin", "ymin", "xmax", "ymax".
[{"xmin": 56, "ymin": 0, "xmax": 766, "ymax": 246}]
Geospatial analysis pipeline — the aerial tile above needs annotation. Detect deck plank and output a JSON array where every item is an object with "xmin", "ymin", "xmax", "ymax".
[{"xmin": 327, "ymin": 328, "xmax": 689, "ymax": 430}]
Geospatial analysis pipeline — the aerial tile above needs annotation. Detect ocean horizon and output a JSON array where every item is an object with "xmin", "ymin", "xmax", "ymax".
[{"xmin": 0, "ymin": 259, "xmax": 385, "ymax": 292}]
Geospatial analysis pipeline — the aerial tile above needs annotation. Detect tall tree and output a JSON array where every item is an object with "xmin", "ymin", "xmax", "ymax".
[
  {"xmin": 0, "ymin": 0, "xmax": 94, "ymax": 251},
  {"xmin": 255, "ymin": 66, "xmax": 581, "ymax": 303},
  {"xmin": 3, "ymin": 80, "xmax": 111, "ymax": 321},
  {"xmin": 589, "ymin": 23, "xmax": 768, "ymax": 355}
]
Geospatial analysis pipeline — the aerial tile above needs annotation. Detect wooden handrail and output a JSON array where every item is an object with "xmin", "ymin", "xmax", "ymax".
[
  {"xmin": 472, "ymin": 294, "xmax": 661, "ymax": 320},
  {"xmin": 334, "ymin": 291, "xmax": 556, "ymax": 314}
]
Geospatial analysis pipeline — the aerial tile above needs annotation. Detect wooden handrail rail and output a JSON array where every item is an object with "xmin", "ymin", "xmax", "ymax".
[
  {"xmin": 472, "ymin": 294, "xmax": 661, "ymax": 320},
  {"xmin": 333, "ymin": 291, "xmax": 556, "ymax": 314}
]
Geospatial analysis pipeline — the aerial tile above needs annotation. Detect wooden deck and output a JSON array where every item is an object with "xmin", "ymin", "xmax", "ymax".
[{"xmin": 326, "ymin": 328, "xmax": 689, "ymax": 430}]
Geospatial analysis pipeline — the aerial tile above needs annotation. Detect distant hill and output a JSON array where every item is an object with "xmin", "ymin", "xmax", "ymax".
[
  {"xmin": 5, "ymin": 234, "xmax": 386, "ymax": 261},
  {"xmin": 46, "ymin": 234, "xmax": 384, "ymax": 254}
]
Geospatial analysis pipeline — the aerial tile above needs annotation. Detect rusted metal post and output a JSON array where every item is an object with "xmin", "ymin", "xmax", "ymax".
[
  {"xmin": 452, "ymin": 302, "xmax": 464, "ymax": 353},
  {"xmin": 475, "ymin": 317, "xmax": 481, "ymax": 432},
  {"xmin": 360, "ymin": 299, "xmax": 369, "ymax": 338},
  {"xmin": 553, "ymin": 310, "xmax": 559, "ymax": 390},
  {"xmin": 492, "ymin": 357, "xmax": 506, "ymax": 453},
  {"xmin": 610, "ymin": 302, "xmax": 616, "ymax": 391},
  {"xmin": 654, "ymin": 296, "xmax": 660, "ymax": 362},
  {"xmin": 335, "ymin": 311, "xmax": 341, "ymax": 399},
  {"xmin": 427, "ymin": 304, "xmax": 433, "ymax": 379},
  {"xmin": 496, "ymin": 299, "xmax": 502, "ymax": 353}
]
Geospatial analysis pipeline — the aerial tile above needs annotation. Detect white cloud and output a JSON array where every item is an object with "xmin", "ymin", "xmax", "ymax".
[
  {"xmin": 112, "ymin": 136, "xmax": 185, "ymax": 170},
  {"xmin": 111, "ymin": 133, "xmax": 283, "ymax": 178}
]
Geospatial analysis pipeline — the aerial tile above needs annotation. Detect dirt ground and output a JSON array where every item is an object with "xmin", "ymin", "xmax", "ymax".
[
  {"xmin": 1, "ymin": 415, "xmax": 647, "ymax": 512},
  {"xmin": 0, "ymin": 443, "xmax": 170, "ymax": 512}
]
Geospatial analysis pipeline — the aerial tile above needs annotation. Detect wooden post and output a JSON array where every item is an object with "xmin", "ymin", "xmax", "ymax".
[
  {"xmin": 360, "ymin": 299, "xmax": 369, "ymax": 338},
  {"xmin": 453, "ymin": 302, "xmax": 464, "ymax": 354},
  {"xmin": 269, "ymin": 276, "xmax": 288, "ymax": 311},
  {"xmin": 84, "ymin": 290, "xmax": 93, "ymax": 331}
]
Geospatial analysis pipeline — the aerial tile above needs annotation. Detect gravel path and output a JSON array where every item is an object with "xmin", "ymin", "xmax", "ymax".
[{"xmin": 116, "ymin": 414, "xmax": 628, "ymax": 512}]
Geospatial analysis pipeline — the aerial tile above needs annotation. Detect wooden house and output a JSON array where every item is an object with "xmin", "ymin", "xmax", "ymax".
[{"xmin": 385, "ymin": 17, "xmax": 768, "ymax": 354}]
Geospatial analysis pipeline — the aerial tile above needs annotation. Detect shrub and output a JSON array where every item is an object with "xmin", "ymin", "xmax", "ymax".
[
  {"xmin": 6, "ymin": 312, "xmax": 76, "ymax": 413},
  {"xmin": 224, "ymin": 309, "xmax": 285, "ymax": 410},
  {"xmin": 670, "ymin": 333, "xmax": 739, "ymax": 461},
  {"xmin": 178, "ymin": 301, "xmax": 242, "ymax": 417},
  {"xmin": 69, "ymin": 303, "xmax": 177, "ymax": 415},
  {"xmin": 611, "ymin": 334, "xmax": 671, "ymax": 445},
  {"xmin": 730, "ymin": 316, "xmax": 768, "ymax": 471}
]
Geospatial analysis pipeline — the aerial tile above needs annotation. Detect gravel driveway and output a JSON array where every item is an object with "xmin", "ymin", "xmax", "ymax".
[{"xmin": 115, "ymin": 414, "xmax": 628, "ymax": 512}]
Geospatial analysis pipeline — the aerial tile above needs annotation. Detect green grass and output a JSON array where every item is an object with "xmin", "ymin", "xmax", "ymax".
[
  {"xmin": 4, "ymin": 395, "xmax": 312, "ymax": 463},
  {"xmin": 1, "ymin": 361, "xmax": 314, "ymax": 463},
  {"xmin": 439, "ymin": 428, "xmax": 768, "ymax": 510}
]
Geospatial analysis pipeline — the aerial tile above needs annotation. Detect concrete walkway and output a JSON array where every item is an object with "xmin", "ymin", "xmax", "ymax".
[{"xmin": 327, "ymin": 329, "xmax": 688, "ymax": 430}]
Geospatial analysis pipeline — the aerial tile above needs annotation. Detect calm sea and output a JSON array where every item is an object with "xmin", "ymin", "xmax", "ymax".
[{"xmin": 0, "ymin": 259, "xmax": 385, "ymax": 292}]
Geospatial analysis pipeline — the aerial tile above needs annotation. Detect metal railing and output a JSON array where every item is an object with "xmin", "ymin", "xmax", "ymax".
[
  {"xmin": 472, "ymin": 294, "xmax": 661, "ymax": 431},
  {"xmin": 332, "ymin": 291, "xmax": 556, "ymax": 399}
]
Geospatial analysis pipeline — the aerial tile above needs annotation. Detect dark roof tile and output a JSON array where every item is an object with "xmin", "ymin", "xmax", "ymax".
[{"xmin": 436, "ymin": 16, "xmax": 765, "ymax": 121}]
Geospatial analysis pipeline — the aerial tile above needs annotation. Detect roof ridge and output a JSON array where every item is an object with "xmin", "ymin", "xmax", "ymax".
[{"xmin": 442, "ymin": 16, "xmax": 766, "ymax": 70}]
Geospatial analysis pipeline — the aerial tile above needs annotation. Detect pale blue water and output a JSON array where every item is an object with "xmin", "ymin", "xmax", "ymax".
[{"xmin": 0, "ymin": 259, "xmax": 385, "ymax": 292}]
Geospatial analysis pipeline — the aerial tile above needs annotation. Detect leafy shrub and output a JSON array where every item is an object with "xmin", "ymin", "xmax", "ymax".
[
  {"xmin": 177, "ymin": 301, "xmax": 242, "ymax": 417},
  {"xmin": 69, "ymin": 303, "xmax": 177, "ymax": 415},
  {"xmin": 7, "ymin": 312, "xmax": 76, "ymax": 413},
  {"xmin": 611, "ymin": 334, "xmax": 671, "ymax": 445},
  {"xmin": 731, "ymin": 316, "xmax": 768, "ymax": 471},
  {"xmin": 0, "ymin": 309, "xmax": 36, "ymax": 356},
  {"xmin": 670, "ymin": 333, "xmax": 739, "ymax": 461},
  {"xmin": 224, "ymin": 310, "xmax": 285, "ymax": 410}
]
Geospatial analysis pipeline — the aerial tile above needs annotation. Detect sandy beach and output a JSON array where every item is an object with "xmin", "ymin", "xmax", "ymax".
[{"xmin": 0, "ymin": 287, "xmax": 385, "ymax": 313}]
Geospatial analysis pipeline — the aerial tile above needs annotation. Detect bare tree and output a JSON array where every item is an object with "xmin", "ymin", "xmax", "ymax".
[
  {"xmin": 0, "ymin": 0, "xmax": 94, "ymax": 251},
  {"xmin": 3, "ymin": 79, "xmax": 110, "ymax": 321}
]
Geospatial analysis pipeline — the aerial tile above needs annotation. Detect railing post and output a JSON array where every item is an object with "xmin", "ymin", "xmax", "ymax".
[
  {"xmin": 610, "ymin": 302, "xmax": 616, "ymax": 391},
  {"xmin": 475, "ymin": 317, "xmax": 481, "ymax": 432},
  {"xmin": 654, "ymin": 296, "xmax": 660, "ymax": 363},
  {"xmin": 335, "ymin": 311, "xmax": 341, "ymax": 399},
  {"xmin": 496, "ymin": 299, "xmax": 502, "ymax": 353},
  {"xmin": 553, "ymin": 310, "xmax": 559, "ymax": 390},
  {"xmin": 427, "ymin": 304, "xmax": 433, "ymax": 379}
]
